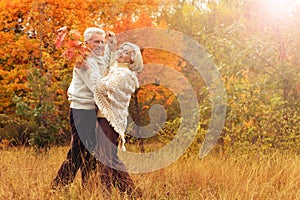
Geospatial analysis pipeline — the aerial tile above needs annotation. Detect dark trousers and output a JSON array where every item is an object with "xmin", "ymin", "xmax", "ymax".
[
  {"xmin": 52, "ymin": 109, "xmax": 97, "ymax": 188},
  {"xmin": 97, "ymin": 118, "xmax": 139, "ymax": 198}
]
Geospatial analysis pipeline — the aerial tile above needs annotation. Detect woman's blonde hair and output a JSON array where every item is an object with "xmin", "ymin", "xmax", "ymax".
[{"xmin": 119, "ymin": 42, "xmax": 143, "ymax": 73}]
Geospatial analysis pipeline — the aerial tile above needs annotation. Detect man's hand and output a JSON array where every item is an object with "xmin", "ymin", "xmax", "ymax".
[
  {"xmin": 75, "ymin": 60, "xmax": 89, "ymax": 70},
  {"xmin": 106, "ymin": 31, "xmax": 117, "ymax": 52}
]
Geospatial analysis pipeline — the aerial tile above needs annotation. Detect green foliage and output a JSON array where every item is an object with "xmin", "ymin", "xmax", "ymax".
[
  {"xmin": 156, "ymin": 118, "xmax": 180, "ymax": 144},
  {"xmin": 159, "ymin": 0, "xmax": 300, "ymax": 156},
  {"xmin": 0, "ymin": 114, "xmax": 30, "ymax": 145},
  {"xmin": 12, "ymin": 68, "xmax": 67, "ymax": 149}
]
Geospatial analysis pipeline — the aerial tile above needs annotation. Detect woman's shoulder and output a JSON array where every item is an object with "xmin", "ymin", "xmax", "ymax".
[{"xmin": 110, "ymin": 65, "xmax": 133, "ymax": 75}]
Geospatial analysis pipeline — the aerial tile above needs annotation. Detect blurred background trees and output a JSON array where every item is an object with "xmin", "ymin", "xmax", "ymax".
[{"xmin": 0, "ymin": 0, "xmax": 299, "ymax": 154}]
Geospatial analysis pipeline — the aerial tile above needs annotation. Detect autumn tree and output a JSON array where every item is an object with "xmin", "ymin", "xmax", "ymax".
[
  {"xmin": 0, "ymin": 0, "xmax": 164, "ymax": 148},
  {"xmin": 1, "ymin": 0, "xmax": 299, "ymax": 154},
  {"xmin": 0, "ymin": 0, "xmax": 109, "ymax": 146},
  {"xmin": 156, "ymin": 0, "xmax": 300, "ymax": 154}
]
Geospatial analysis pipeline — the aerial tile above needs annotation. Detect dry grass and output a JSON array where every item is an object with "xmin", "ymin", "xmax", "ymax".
[{"xmin": 0, "ymin": 146, "xmax": 300, "ymax": 200}]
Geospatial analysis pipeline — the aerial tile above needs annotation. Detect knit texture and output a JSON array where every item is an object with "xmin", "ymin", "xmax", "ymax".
[
  {"xmin": 94, "ymin": 64, "xmax": 139, "ymax": 151},
  {"xmin": 68, "ymin": 46, "xmax": 115, "ymax": 109}
]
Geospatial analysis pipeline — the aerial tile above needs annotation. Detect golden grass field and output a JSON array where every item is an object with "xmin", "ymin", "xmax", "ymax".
[{"xmin": 0, "ymin": 146, "xmax": 300, "ymax": 200}]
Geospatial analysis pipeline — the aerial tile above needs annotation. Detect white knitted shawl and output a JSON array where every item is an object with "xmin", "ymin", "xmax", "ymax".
[{"xmin": 94, "ymin": 64, "xmax": 139, "ymax": 151}]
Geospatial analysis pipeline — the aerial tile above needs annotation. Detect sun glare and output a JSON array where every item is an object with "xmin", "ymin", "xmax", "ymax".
[
  {"xmin": 262, "ymin": 0, "xmax": 300, "ymax": 18},
  {"xmin": 264, "ymin": 0, "xmax": 289, "ymax": 16},
  {"xmin": 262, "ymin": 0, "xmax": 300, "ymax": 19}
]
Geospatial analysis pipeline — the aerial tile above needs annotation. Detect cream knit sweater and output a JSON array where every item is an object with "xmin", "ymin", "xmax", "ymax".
[
  {"xmin": 95, "ymin": 63, "xmax": 139, "ymax": 151},
  {"xmin": 67, "ymin": 46, "xmax": 115, "ymax": 109}
]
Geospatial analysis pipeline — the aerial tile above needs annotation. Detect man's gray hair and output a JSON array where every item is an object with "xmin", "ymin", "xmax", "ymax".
[{"xmin": 83, "ymin": 27, "xmax": 105, "ymax": 42}]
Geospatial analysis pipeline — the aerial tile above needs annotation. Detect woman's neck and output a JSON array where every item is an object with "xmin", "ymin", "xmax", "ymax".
[{"xmin": 117, "ymin": 62, "xmax": 130, "ymax": 69}]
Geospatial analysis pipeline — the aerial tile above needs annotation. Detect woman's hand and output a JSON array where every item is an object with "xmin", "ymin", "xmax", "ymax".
[{"xmin": 106, "ymin": 31, "xmax": 117, "ymax": 52}]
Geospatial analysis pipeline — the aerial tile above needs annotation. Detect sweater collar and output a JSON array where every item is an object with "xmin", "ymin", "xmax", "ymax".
[
  {"xmin": 88, "ymin": 52, "xmax": 103, "ymax": 64},
  {"xmin": 117, "ymin": 63, "xmax": 130, "ymax": 69}
]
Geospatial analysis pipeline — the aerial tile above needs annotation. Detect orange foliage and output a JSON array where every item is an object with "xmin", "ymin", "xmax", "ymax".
[
  {"xmin": 55, "ymin": 27, "xmax": 91, "ymax": 66},
  {"xmin": 0, "ymin": 0, "xmax": 164, "ymax": 115}
]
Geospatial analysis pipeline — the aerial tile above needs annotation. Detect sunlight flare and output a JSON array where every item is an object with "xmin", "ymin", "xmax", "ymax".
[{"xmin": 263, "ymin": 0, "xmax": 300, "ymax": 18}]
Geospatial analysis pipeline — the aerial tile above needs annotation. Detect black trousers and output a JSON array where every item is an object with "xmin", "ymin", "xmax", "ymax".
[
  {"xmin": 97, "ymin": 118, "xmax": 137, "ymax": 197},
  {"xmin": 52, "ymin": 109, "xmax": 97, "ymax": 188}
]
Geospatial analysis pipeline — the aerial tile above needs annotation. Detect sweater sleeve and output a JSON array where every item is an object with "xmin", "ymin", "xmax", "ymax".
[
  {"xmin": 75, "ymin": 60, "xmax": 100, "ymax": 93},
  {"xmin": 102, "ymin": 44, "xmax": 116, "ymax": 68},
  {"xmin": 74, "ymin": 68, "xmax": 93, "ymax": 93}
]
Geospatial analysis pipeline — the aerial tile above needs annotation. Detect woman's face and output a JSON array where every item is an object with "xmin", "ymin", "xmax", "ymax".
[{"xmin": 116, "ymin": 45, "xmax": 133, "ymax": 64}]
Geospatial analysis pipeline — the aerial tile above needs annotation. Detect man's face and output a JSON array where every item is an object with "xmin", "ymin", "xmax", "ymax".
[
  {"xmin": 86, "ymin": 33, "xmax": 105, "ymax": 56},
  {"xmin": 116, "ymin": 45, "xmax": 133, "ymax": 64}
]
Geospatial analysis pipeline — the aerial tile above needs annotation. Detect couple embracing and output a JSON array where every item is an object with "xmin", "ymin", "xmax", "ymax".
[{"xmin": 51, "ymin": 27, "xmax": 143, "ymax": 199}]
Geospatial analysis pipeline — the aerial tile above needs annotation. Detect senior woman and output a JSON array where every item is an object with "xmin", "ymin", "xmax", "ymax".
[{"xmin": 94, "ymin": 42, "xmax": 143, "ymax": 199}]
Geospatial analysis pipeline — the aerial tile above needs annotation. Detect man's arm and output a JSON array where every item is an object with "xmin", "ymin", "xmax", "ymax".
[
  {"xmin": 74, "ymin": 31, "xmax": 117, "ymax": 93},
  {"xmin": 75, "ymin": 59, "xmax": 100, "ymax": 93}
]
